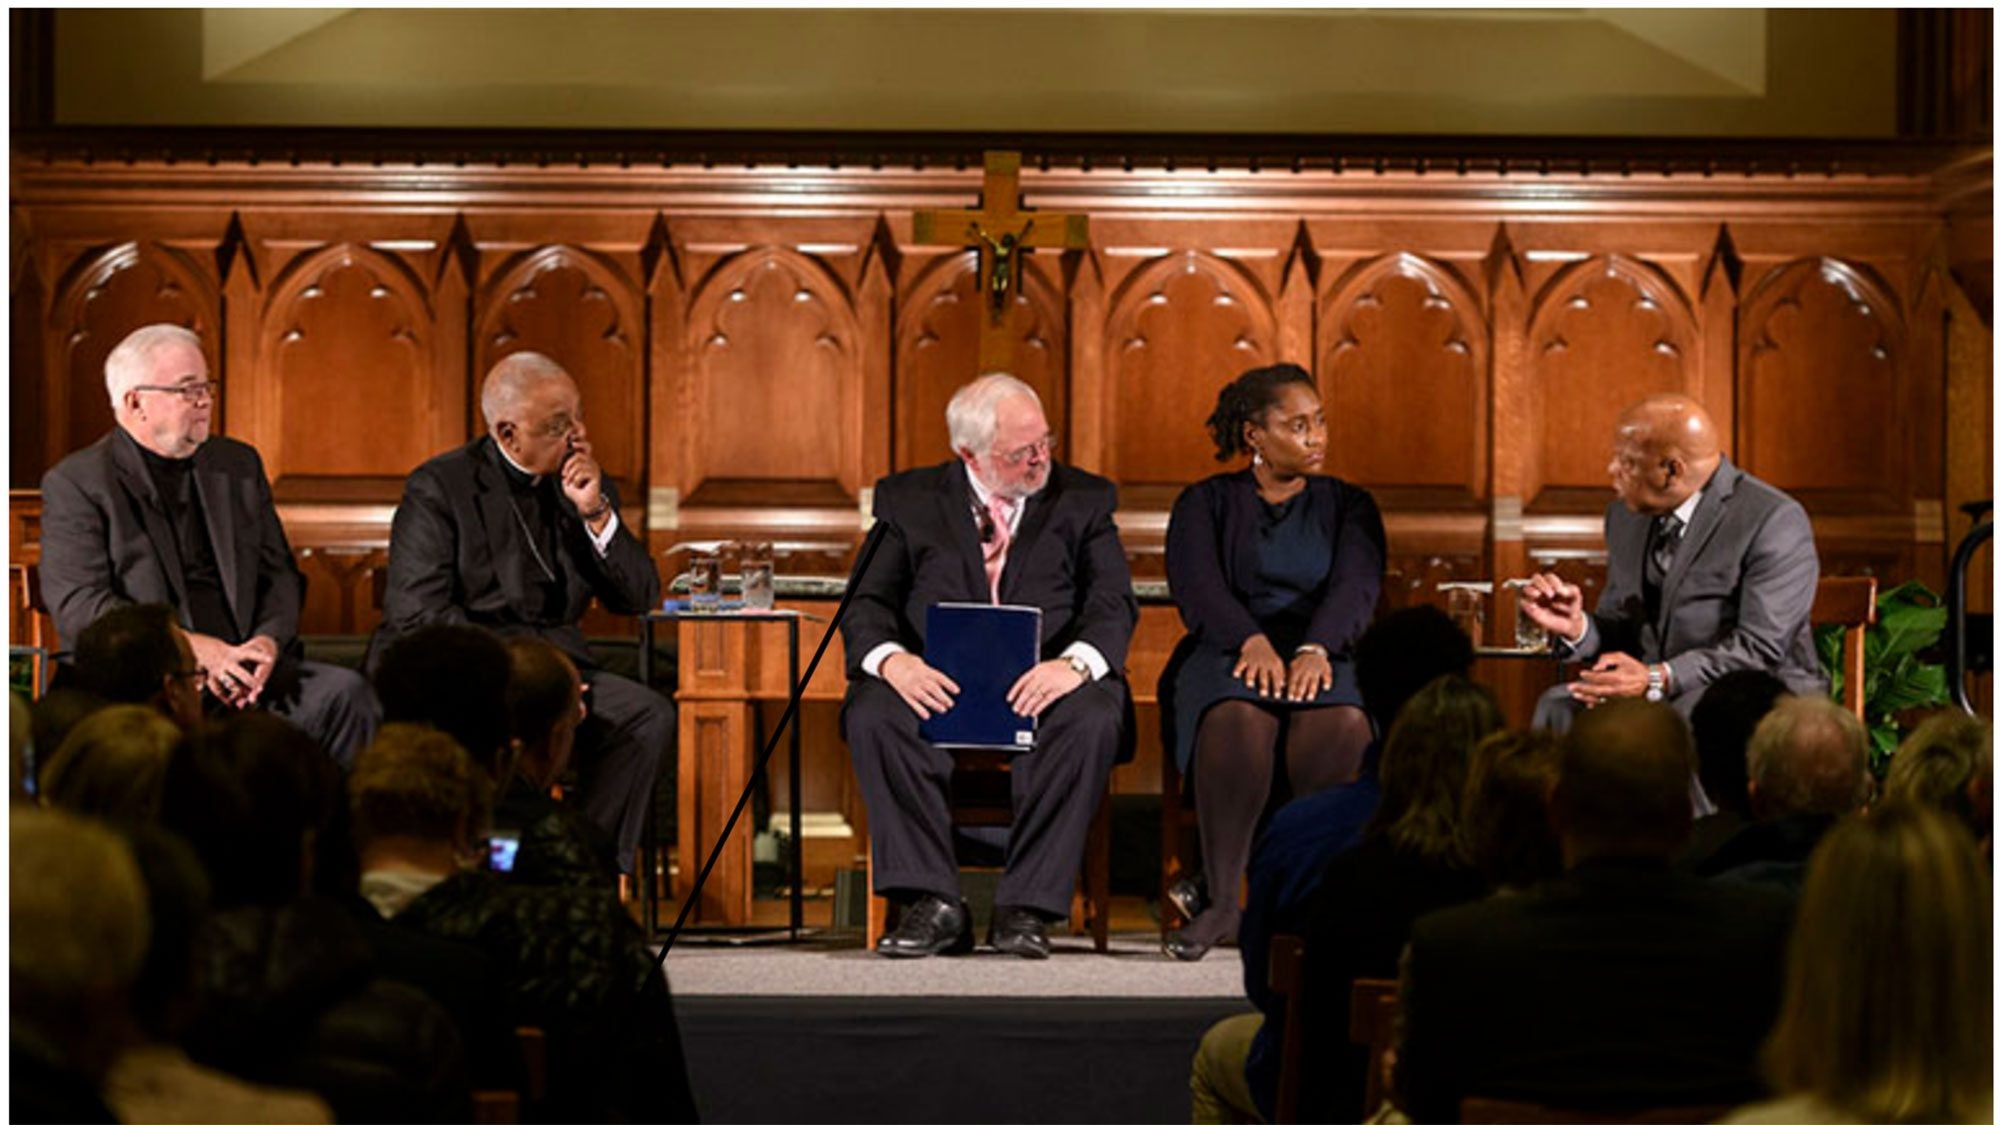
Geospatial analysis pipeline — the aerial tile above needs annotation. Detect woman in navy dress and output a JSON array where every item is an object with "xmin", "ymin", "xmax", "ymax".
[{"xmin": 1161, "ymin": 363, "xmax": 1384, "ymax": 960}]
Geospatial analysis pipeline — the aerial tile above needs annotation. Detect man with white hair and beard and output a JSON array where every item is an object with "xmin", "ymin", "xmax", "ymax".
[
  {"xmin": 842, "ymin": 373, "xmax": 1137, "ymax": 959},
  {"xmin": 39, "ymin": 324, "xmax": 378, "ymax": 764}
]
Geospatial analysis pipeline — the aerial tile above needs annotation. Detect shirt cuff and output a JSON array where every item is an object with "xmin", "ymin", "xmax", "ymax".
[
  {"xmin": 1062, "ymin": 642, "xmax": 1110, "ymax": 682},
  {"xmin": 586, "ymin": 510, "xmax": 620, "ymax": 556},
  {"xmin": 862, "ymin": 642, "xmax": 908, "ymax": 679},
  {"xmin": 1557, "ymin": 617, "xmax": 1595, "ymax": 660}
]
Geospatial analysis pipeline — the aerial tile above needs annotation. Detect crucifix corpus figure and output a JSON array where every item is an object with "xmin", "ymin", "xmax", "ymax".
[{"xmin": 913, "ymin": 150, "xmax": 1090, "ymax": 372}]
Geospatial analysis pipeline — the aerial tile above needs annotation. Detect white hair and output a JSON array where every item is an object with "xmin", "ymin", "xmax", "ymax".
[
  {"xmin": 479, "ymin": 351, "xmax": 572, "ymax": 429},
  {"xmin": 945, "ymin": 372, "xmax": 1041, "ymax": 455},
  {"xmin": 103, "ymin": 324, "xmax": 204, "ymax": 408},
  {"xmin": 1747, "ymin": 694, "xmax": 1871, "ymax": 817}
]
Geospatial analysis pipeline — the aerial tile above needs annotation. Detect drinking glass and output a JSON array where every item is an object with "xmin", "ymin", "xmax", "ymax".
[
  {"xmin": 741, "ymin": 541, "xmax": 776, "ymax": 610},
  {"xmin": 1446, "ymin": 586, "xmax": 1486, "ymax": 643},
  {"xmin": 1505, "ymin": 579, "xmax": 1549, "ymax": 652},
  {"xmin": 687, "ymin": 551, "xmax": 723, "ymax": 612}
]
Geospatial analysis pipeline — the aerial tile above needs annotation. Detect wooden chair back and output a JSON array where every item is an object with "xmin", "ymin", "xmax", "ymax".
[
  {"xmin": 1349, "ymin": 977, "xmax": 1399, "ymax": 1121},
  {"xmin": 1268, "ymin": 933, "xmax": 1308, "ymax": 1124},
  {"xmin": 1810, "ymin": 575, "xmax": 1877, "ymax": 720},
  {"xmin": 470, "ymin": 1090, "xmax": 519, "ymax": 1124},
  {"xmin": 1460, "ymin": 1098, "xmax": 1736, "ymax": 1123}
]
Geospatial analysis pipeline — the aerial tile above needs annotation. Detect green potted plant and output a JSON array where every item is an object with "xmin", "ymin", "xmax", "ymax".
[{"xmin": 1817, "ymin": 579, "xmax": 1952, "ymax": 775}]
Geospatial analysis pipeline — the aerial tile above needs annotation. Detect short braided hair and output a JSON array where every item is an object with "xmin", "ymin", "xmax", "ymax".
[{"xmin": 1203, "ymin": 362, "xmax": 1316, "ymax": 461}]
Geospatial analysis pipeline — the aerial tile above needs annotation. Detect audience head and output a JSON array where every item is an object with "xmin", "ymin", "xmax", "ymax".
[
  {"xmin": 104, "ymin": 323, "xmax": 213, "ymax": 459},
  {"xmin": 373, "ymin": 624, "xmax": 515, "ymax": 777},
  {"xmin": 1554, "ymin": 700, "xmax": 1696, "ymax": 862},
  {"xmin": 348, "ymin": 723, "xmax": 489, "ymax": 865},
  {"xmin": 118, "ymin": 825, "xmax": 213, "ymax": 1042},
  {"xmin": 74, "ymin": 603, "xmax": 202, "ymax": 730},
  {"xmin": 29, "ymin": 689, "xmax": 109, "ymax": 792},
  {"xmin": 1746, "ymin": 694, "xmax": 1871, "ymax": 821},
  {"xmin": 1763, "ymin": 802, "xmax": 1991, "ymax": 1122},
  {"xmin": 1464, "ymin": 728, "xmax": 1564, "ymax": 891},
  {"xmin": 480, "ymin": 351, "xmax": 584, "ymax": 477},
  {"xmin": 40, "ymin": 704, "xmax": 184, "ymax": 824},
  {"xmin": 161, "ymin": 711, "xmax": 343, "ymax": 909},
  {"xmin": 947, "ymin": 372, "xmax": 1053, "ymax": 502},
  {"xmin": 1368, "ymin": 675, "xmax": 1504, "ymax": 865},
  {"xmin": 505, "ymin": 637, "xmax": 586, "ymax": 789},
  {"xmin": 1607, "ymin": 393, "xmax": 1723, "ymax": 517},
  {"xmin": 1202, "ymin": 363, "xmax": 1323, "ymax": 473},
  {"xmin": 1352, "ymin": 605, "xmax": 1476, "ymax": 736},
  {"xmin": 1884, "ymin": 711, "xmax": 1992, "ymax": 841},
  {"xmin": 11, "ymin": 808, "xmax": 150, "ymax": 1074},
  {"xmin": 1688, "ymin": 669, "xmax": 1790, "ymax": 817}
]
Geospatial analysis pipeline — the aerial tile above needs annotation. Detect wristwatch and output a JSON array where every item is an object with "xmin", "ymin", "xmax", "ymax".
[
  {"xmin": 1644, "ymin": 664, "xmax": 1666, "ymax": 703},
  {"xmin": 1063, "ymin": 654, "xmax": 1092, "ymax": 683}
]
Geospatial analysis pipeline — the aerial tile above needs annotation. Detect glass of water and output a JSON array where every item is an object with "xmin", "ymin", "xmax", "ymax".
[
  {"xmin": 1505, "ymin": 578, "xmax": 1549, "ymax": 652},
  {"xmin": 741, "ymin": 541, "xmax": 775, "ymax": 610},
  {"xmin": 687, "ymin": 551, "xmax": 723, "ymax": 612}
]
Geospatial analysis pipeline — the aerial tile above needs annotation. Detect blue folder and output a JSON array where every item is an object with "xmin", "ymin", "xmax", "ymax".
[{"xmin": 919, "ymin": 602, "xmax": 1043, "ymax": 751}]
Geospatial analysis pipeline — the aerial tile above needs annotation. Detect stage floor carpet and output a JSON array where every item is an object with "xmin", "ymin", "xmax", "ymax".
[{"xmin": 664, "ymin": 931, "xmax": 1252, "ymax": 1123}]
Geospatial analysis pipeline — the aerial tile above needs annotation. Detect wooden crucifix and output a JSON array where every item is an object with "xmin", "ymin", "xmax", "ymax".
[{"xmin": 912, "ymin": 150, "xmax": 1090, "ymax": 373}]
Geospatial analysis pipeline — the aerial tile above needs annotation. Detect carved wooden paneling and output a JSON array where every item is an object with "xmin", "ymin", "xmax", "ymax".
[
  {"xmin": 1102, "ymin": 250, "xmax": 1279, "ymax": 498},
  {"xmin": 894, "ymin": 250, "xmax": 1067, "ymax": 471},
  {"xmin": 1738, "ymin": 257, "xmax": 1906, "ymax": 512},
  {"xmin": 1527, "ymin": 255, "xmax": 1699, "ymax": 509},
  {"xmin": 476, "ymin": 245, "xmax": 646, "ymax": 491},
  {"xmin": 1321, "ymin": 253, "xmax": 1487, "ymax": 507},
  {"xmin": 48, "ymin": 242, "xmax": 218, "ymax": 463},
  {"xmin": 255, "ymin": 244, "xmax": 438, "ymax": 489},
  {"xmin": 682, "ymin": 247, "xmax": 863, "ymax": 504}
]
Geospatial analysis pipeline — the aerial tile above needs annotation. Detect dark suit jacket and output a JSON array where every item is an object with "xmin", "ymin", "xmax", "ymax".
[
  {"xmin": 40, "ymin": 428, "xmax": 304, "ymax": 651},
  {"xmin": 1577, "ymin": 457, "xmax": 1826, "ymax": 699},
  {"xmin": 843, "ymin": 459, "xmax": 1138, "ymax": 681},
  {"xmin": 369, "ymin": 436, "xmax": 659, "ymax": 671},
  {"xmin": 1163, "ymin": 470, "xmax": 1385, "ymax": 655},
  {"xmin": 1399, "ymin": 859, "xmax": 1793, "ymax": 1122}
]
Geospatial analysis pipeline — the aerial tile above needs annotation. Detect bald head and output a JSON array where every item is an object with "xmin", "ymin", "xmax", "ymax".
[
  {"xmin": 480, "ymin": 352, "xmax": 584, "ymax": 477},
  {"xmin": 1608, "ymin": 394, "xmax": 1723, "ymax": 516}
]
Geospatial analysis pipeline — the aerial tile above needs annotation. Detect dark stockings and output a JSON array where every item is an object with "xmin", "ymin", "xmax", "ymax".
[{"xmin": 1182, "ymin": 701, "xmax": 1372, "ymax": 947}]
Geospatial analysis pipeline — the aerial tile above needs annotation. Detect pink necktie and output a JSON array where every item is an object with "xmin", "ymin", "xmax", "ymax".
[{"xmin": 983, "ymin": 495, "xmax": 1014, "ymax": 603}]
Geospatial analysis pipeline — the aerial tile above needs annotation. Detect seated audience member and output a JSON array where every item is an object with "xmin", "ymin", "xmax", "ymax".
[
  {"xmin": 40, "ymin": 324, "xmax": 378, "ymax": 764},
  {"xmin": 1398, "ymin": 700, "xmax": 1793, "ymax": 1122},
  {"xmin": 1882, "ymin": 711, "xmax": 1992, "ymax": 848},
  {"xmin": 1189, "ymin": 611, "xmax": 1476, "ymax": 1121},
  {"xmin": 372, "ymin": 622, "xmax": 517, "ymax": 775},
  {"xmin": 72, "ymin": 603, "xmax": 204, "ymax": 731},
  {"xmin": 350, "ymin": 724, "xmax": 697, "ymax": 1122},
  {"xmin": 1683, "ymin": 669, "xmax": 1791, "ymax": 869},
  {"xmin": 1161, "ymin": 362, "xmax": 1385, "ymax": 959},
  {"xmin": 105, "ymin": 826, "xmax": 331, "ymax": 1124},
  {"xmin": 12, "ymin": 808, "xmax": 149, "ymax": 1124},
  {"xmin": 160, "ymin": 712, "xmax": 469, "ymax": 1122},
  {"xmin": 1463, "ymin": 728, "xmax": 1565, "ymax": 892},
  {"xmin": 504, "ymin": 636, "xmax": 619, "ymax": 888},
  {"xmin": 1724, "ymin": 803, "xmax": 1992, "ymax": 1125},
  {"xmin": 40, "ymin": 704, "xmax": 184, "ymax": 824},
  {"xmin": 1699, "ymin": 694, "xmax": 1869, "ymax": 892},
  {"xmin": 1192, "ymin": 675, "xmax": 1502, "ymax": 1124},
  {"xmin": 29, "ymin": 688, "xmax": 109, "ymax": 793}
]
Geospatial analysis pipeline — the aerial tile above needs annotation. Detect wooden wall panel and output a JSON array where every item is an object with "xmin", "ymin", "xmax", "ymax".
[
  {"xmin": 893, "ymin": 250, "xmax": 1067, "ymax": 472},
  {"xmin": 475, "ymin": 245, "xmax": 646, "ymax": 492},
  {"xmin": 1321, "ymin": 253, "xmax": 1487, "ymax": 507},
  {"xmin": 1738, "ymin": 257, "xmax": 1907, "ymax": 513}
]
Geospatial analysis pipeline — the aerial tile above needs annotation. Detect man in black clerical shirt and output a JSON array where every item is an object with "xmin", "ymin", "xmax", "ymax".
[
  {"xmin": 39, "ymin": 324, "xmax": 379, "ymax": 764},
  {"xmin": 370, "ymin": 352, "xmax": 668, "ymax": 875}
]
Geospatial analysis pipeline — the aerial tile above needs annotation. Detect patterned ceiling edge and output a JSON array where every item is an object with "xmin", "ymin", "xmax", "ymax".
[{"xmin": 10, "ymin": 126, "xmax": 1988, "ymax": 181}]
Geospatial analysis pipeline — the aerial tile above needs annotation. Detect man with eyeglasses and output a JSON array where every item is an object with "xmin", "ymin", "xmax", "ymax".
[
  {"xmin": 39, "ymin": 324, "xmax": 379, "ymax": 763},
  {"xmin": 842, "ymin": 372, "xmax": 1137, "ymax": 958},
  {"xmin": 370, "ymin": 351, "xmax": 667, "ymax": 880}
]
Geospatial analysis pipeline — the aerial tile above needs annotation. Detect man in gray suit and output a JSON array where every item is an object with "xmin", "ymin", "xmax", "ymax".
[{"xmin": 1523, "ymin": 394, "xmax": 1826, "ymax": 731}]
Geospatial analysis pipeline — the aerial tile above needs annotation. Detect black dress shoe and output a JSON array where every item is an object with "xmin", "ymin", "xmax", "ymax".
[
  {"xmin": 876, "ymin": 895, "xmax": 972, "ymax": 958},
  {"xmin": 987, "ymin": 905, "xmax": 1052, "ymax": 959},
  {"xmin": 1163, "ymin": 929, "xmax": 1212, "ymax": 962},
  {"xmin": 1164, "ymin": 877, "xmax": 1208, "ymax": 923}
]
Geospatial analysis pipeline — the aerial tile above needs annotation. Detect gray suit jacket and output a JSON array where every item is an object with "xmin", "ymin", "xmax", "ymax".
[
  {"xmin": 39, "ymin": 427, "xmax": 304, "ymax": 652},
  {"xmin": 1573, "ymin": 457, "xmax": 1827, "ymax": 700}
]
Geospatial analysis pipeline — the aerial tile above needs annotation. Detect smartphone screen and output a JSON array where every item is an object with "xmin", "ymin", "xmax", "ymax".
[{"xmin": 487, "ymin": 831, "xmax": 521, "ymax": 874}]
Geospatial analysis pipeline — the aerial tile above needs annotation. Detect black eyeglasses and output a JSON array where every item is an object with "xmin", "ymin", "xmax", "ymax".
[{"xmin": 133, "ymin": 381, "xmax": 219, "ymax": 404}]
